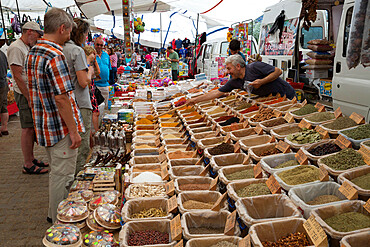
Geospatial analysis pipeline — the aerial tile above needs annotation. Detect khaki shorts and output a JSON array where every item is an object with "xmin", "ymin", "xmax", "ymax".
[
  {"xmin": 14, "ymin": 91, "xmax": 34, "ymax": 128},
  {"xmin": 0, "ymin": 86, "xmax": 8, "ymax": 114}
]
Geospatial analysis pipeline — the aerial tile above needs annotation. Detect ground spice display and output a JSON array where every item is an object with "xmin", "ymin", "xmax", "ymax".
[
  {"xmin": 287, "ymin": 129, "xmax": 322, "ymax": 144},
  {"xmin": 128, "ymin": 230, "xmax": 169, "ymax": 246},
  {"xmin": 235, "ymin": 102, "xmax": 252, "ymax": 110},
  {"xmin": 220, "ymin": 117, "xmax": 240, "ymax": 126},
  {"xmin": 221, "ymin": 95, "xmax": 236, "ymax": 101},
  {"xmin": 264, "ymin": 97, "xmax": 285, "ymax": 105},
  {"xmin": 342, "ymin": 124, "xmax": 370, "ymax": 140},
  {"xmin": 210, "ymin": 241, "xmax": 237, "ymax": 247},
  {"xmin": 262, "ymin": 118, "xmax": 288, "ymax": 127},
  {"xmin": 139, "ymin": 133, "xmax": 155, "ymax": 136},
  {"xmin": 182, "ymin": 200, "xmax": 214, "ymax": 209},
  {"xmin": 322, "ymin": 116, "xmax": 357, "ymax": 130},
  {"xmin": 307, "ymin": 195, "xmax": 342, "ymax": 205},
  {"xmin": 321, "ymin": 148, "xmax": 366, "ymax": 170},
  {"xmin": 250, "ymin": 108, "xmax": 275, "ymax": 122},
  {"xmin": 274, "ymin": 126, "xmax": 301, "ymax": 136},
  {"xmin": 236, "ymin": 183, "xmax": 271, "ymax": 197},
  {"xmin": 215, "ymin": 116, "xmax": 233, "ymax": 122},
  {"xmin": 168, "ymin": 151, "xmax": 195, "ymax": 159},
  {"xmin": 187, "ymin": 115, "xmax": 203, "ymax": 121},
  {"xmin": 161, "ymin": 123, "xmax": 179, "ymax": 127},
  {"xmin": 184, "ymin": 111, "xmax": 199, "ymax": 117},
  {"xmin": 262, "ymin": 232, "xmax": 310, "ymax": 247},
  {"xmin": 324, "ymin": 212, "xmax": 370, "ymax": 232},
  {"xmin": 257, "ymin": 147, "xmax": 280, "ymax": 157},
  {"xmin": 136, "ymin": 152, "xmax": 159, "ymax": 156},
  {"xmin": 225, "ymin": 169, "xmax": 254, "ymax": 180},
  {"xmin": 163, "ymin": 134, "xmax": 180, "ymax": 139},
  {"xmin": 131, "ymin": 208, "xmax": 167, "ymax": 218},
  {"xmin": 292, "ymin": 104, "xmax": 318, "ymax": 116},
  {"xmin": 275, "ymin": 160, "xmax": 299, "ymax": 169},
  {"xmin": 159, "ymin": 114, "xmax": 173, "ymax": 118},
  {"xmin": 309, "ymin": 142, "xmax": 341, "ymax": 156},
  {"xmin": 208, "ymin": 143, "xmax": 234, "ymax": 155},
  {"xmin": 136, "ymin": 118, "xmax": 153, "ymax": 125},
  {"xmin": 189, "ymin": 227, "xmax": 225, "ymax": 234},
  {"xmin": 278, "ymin": 166, "xmax": 319, "ymax": 185},
  {"xmin": 306, "ymin": 112, "xmax": 335, "ymax": 122},
  {"xmin": 207, "ymin": 107, "xmax": 225, "ymax": 115},
  {"xmin": 351, "ymin": 173, "xmax": 370, "ymax": 190},
  {"xmin": 179, "ymin": 184, "xmax": 210, "ymax": 191},
  {"xmin": 136, "ymin": 144, "xmax": 156, "ymax": 149},
  {"xmin": 240, "ymin": 105, "xmax": 259, "ymax": 114}
]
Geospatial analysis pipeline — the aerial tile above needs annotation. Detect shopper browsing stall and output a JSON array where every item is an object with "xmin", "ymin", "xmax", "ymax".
[
  {"xmin": 186, "ymin": 54, "xmax": 296, "ymax": 105},
  {"xmin": 167, "ymin": 46, "xmax": 179, "ymax": 81}
]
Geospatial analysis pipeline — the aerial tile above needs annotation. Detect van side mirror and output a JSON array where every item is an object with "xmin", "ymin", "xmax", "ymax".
[{"xmin": 336, "ymin": 62, "xmax": 341, "ymax": 73}]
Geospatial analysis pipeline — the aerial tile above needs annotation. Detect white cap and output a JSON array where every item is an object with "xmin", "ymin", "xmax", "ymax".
[{"xmin": 22, "ymin": 21, "xmax": 43, "ymax": 36}]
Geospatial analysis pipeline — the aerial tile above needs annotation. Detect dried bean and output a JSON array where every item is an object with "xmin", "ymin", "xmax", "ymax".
[
  {"xmin": 128, "ymin": 230, "xmax": 169, "ymax": 246},
  {"xmin": 262, "ymin": 232, "xmax": 310, "ymax": 247}
]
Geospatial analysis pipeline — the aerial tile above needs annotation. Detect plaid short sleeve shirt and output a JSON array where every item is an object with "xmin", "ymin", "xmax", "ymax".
[{"xmin": 26, "ymin": 39, "xmax": 84, "ymax": 147}]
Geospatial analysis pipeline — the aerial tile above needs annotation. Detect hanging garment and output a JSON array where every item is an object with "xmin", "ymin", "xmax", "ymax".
[{"xmin": 268, "ymin": 10, "xmax": 285, "ymax": 41}]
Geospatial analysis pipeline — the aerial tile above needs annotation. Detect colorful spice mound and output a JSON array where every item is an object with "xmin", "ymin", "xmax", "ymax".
[
  {"xmin": 264, "ymin": 97, "xmax": 285, "ymax": 105},
  {"xmin": 235, "ymin": 102, "xmax": 252, "ymax": 110},
  {"xmin": 182, "ymin": 200, "xmax": 214, "ymax": 209},
  {"xmin": 220, "ymin": 117, "xmax": 240, "ymax": 126},
  {"xmin": 209, "ymin": 143, "xmax": 234, "ymax": 155},
  {"xmin": 261, "ymin": 118, "xmax": 287, "ymax": 127},
  {"xmin": 225, "ymin": 169, "xmax": 254, "ymax": 180},
  {"xmin": 136, "ymin": 118, "xmax": 153, "ymax": 125},
  {"xmin": 240, "ymin": 105, "xmax": 259, "ymax": 114},
  {"xmin": 163, "ymin": 134, "xmax": 180, "ymax": 139},
  {"xmin": 321, "ymin": 148, "xmax": 366, "ymax": 170},
  {"xmin": 274, "ymin": 126, "xmax": 301, "ymax": 136},
  {"xmin": 324, "ymin": 212, "xmax": 370, "ymax": 232},
  {"xmin": 136, "ymin": 144, "xmax": 156, "ymax": 149},
  {"xmin": 250, "ymin": 108, "xmax": 275, "ymax": 122},
  {"xmin": 287, "ymin": 129, "xmax": 321, "ymax": 144},
  {"xmin": 257, "ymin": 147, "xmax": 280, "ymax": 157},
  {"xmin": 309, "ymin": 142, "xmax": 341, "ymax": 156},
  {"xmin": 278, "ymin": 166, "xmax": 319, "ymax": 185},
  {"xmin": 275, "ymin": 160, "xmax": 299, "ymax": 169},
  {"xmin": 292, "ymin": 104, "xmax": 317, "ymax": 116},
  {"xmin": 179, "ymin": 184, "xmax": 210, "ymax": 191},
  {"xmin": 322, "ymin": 116, "xmax": 357, "ymax": 130},
  {"xmin": 210, "ymin": 241, "xmax": 237, "ymax": 247},
  {"xmin": 262, "ymin": 232, "xmax": 310, "ymax": 247},
  {"xmin": 351, "ymin": 173, "xmax": 370, "ymax": 190},
  {"xmin": 189, "ymin": 227, "xmax": 225, "ymax": 234},
  {"xmin": 128, "ymin": 230, "xmax": 169, "ymax": 246},
  {"xmin": 236, "ymin": 183, "xmax": 271, "ymax": 197},
  {"xmin": 131, "ymin": 208, "xmax": 167, "ymax": 218},
  {"xmin": 306, "ymin": 112, "xmax": 335, "ymax": 122},
  {"xmin": 307, "ymin": 195, "xmax": 342, "ymax": 205},
  {"xmin": 342, "ymin": 124, "xmax": 370, "ymax": 140}
]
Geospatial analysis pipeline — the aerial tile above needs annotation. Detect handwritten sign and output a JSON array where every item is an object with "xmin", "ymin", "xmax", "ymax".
[
  {"xmin": 349, "ymin": 112, "xmax": 365, "ymax": 124},
  {"xmin": 161, "ymin": 163, "xmax": 169, "ymax": 180},
  {"xmin": 165, "ymin": 181, "xmax": 175, "ymax": 196},
  {"xmin": 298, "ymin": 119, "xmax": 312, "ymax": 130},
  {"xmin": 266, "ymin": 176, "xmax": 281, "ymax": 194},
  {"xmin": 335, "ymin": 135, "xmax": 352, "ymax": 149},
  {"xmin": 364, "ymin": 199, "xmax": 370, "ymax": 213},
  {"xmin": 315, "ymin": 125, "xmax": 329, "ymax": 139},
  {"xmin": 239, "ymin": 234, "xmax": 251, "ymax": 247},
  {"xmin": 277, "ymin": 140, "xmax": 291, "ymax": 153},
  {"xmin": 274, "ymin": 110, "xmax": 283, "ymax": 117},
  {"xmin": 224, "ymin": 210, "xmax": 237, "ymax": 236},
  {"xmin": 339, "ymin": 181, "xmax": 358, "ymax": 200},
  {"xmin": 302, "ymin": 99, "xmax": 307, "ymax": 106},
  {"xmin": 211, "ymin": 193, "xmax": 227, "ymax": 211},
  {"xmin": 167, "ymin": 195, "xmax": 178, "ymax": 213},
  {"xmin": 303, "ymin": 215, "xmax": 328, "ymax": 247},
  {"xmin": 319, "ymin": 166, "xmax": 329, "ymax": 182},
  {"xmin": 255, "ymin": 125, "xmax": 264, "ymax": 135},
  {"xmin": 254, "ymin": 162, "xmax": 263, "ymax": 178},
  {"xmin": 269, "ymin": 136, "xmax": 276, "ymax": 143},
  {"xmin": 295, "ymin": 149, "xmax": 309, "ymax": 165},
  {"xmin": 334, "ymin": 107, "xmax": 343, "ymax": 119},
  {"xmin": 284, "ymin": 112, "xmax": 295, "ymax": 123},
  {"xmin": 315, "ymin": 102, "xmax": 326, "ymax": 112},
  {"xmin": 358, "ymin": 146, "xmax": 370, "ymax": 165},
  {"xmin": 174, "ymin": 240, "xmax": 183, "ymax": 247},
  {"xmin": 209, "ymin": 176, "xmax": 219, "ymax": 191},
  {"xmin": 234, "ymin": 142, "xmax": 241, "ymax": 153},
  {"xmin": 170, "ymin": 215, "xmax": 182, "ymax": 241}
]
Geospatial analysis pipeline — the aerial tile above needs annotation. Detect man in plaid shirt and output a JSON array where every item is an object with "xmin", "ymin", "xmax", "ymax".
[{"xmin": 26, "ymin": 8, "xmax": 84, "ymax": 223}]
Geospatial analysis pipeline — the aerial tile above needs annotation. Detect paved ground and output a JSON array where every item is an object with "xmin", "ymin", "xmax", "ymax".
[{"xmin": 0, "ymin": 115, "xmax": 50, "ymax": 246}]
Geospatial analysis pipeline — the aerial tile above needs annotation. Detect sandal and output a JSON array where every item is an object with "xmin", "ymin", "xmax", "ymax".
[
  {"xmin": 22, "ymin": 164, "xmax": 48, "ymax": 174},
  {"xmin": 32, "ymin": 159, "xmax": 49, "ymax": 167}
]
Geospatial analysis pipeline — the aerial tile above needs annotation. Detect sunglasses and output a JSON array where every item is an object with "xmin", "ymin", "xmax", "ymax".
[{"xmin": 96, "ymin": 44, "xmax": 104, "ymax": 47}]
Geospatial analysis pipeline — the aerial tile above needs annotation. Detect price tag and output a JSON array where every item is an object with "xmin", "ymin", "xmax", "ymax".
[
  {"xmin": 255, "ymin": 125, "xmax": 264, "ymax": 135},
  {"xmin": 276, "ymin": 140, "xmax": 291, "ymax": 153},
  {"xmin": 199, "ymin": 164, "xmax": 210, "ymax": 176},
  {"xmin": 167, "ymin": 195, "xmax": 178, "ymax": 213},
  {"xmin": 159, "ymin": 153, "xmax": 167, "ymax": 163},
  {"xmin": 295, "ymin": 149, "xmax": 309, "ymax": 165},
  {"xmin": 319, "ymin": 166, "xmax": 329, "ymax": 182},
  {"xmin": 315, "ymin": 102, "xmax": 326, "ymax": 112},
  {"xmin": 284, "ymin": 112, "xmax": 295, "ymax": 123},
  {"xmin": 209, "ymin": 176, "xmax": 219, "ymax": 191},
  {"xmin": 339, "ymin": 181, "xmax": 358, "ymax": 200},
  {"xmin": 303, "ymin": 215, "xmax": 328, "ymax": 247},
  {"xmin": 349, "ymin": 112, "xmax": 365, "ymax": 124},
  {"xmin": 298, "ymin": 119, "xmax": 312, "ymax": 130},
  {"xmin": 364, "ymin": 199, "xmax": 370, "ymax": 213},
  {"xmin": 269, "ymin": 136, "xmax": 276, "ymax": 143},
  {"xmin": 234, "ymin": 142, "xmax": 241, "ymax": 153},
  {"xmin": 225, "ymin": 133, "xmax": 232, "ymax": 143},
  {"xmin": 161, "ymin": 163, "xmax": 169, "ymax": 180},
  {"xmin": 224, "ymin": 211, "xmax": 237, "ymax": 236},
  {"xmin": 155, "ymin": 138, "xmax": 161, "ymax": 147},
  {"xmin": 195, "ymin": 156, "xmax": 204, "ymax": 166},
  {"xmin": 243, "ymin": 154, "xmax": 251, "ymax": 165},
  {"xmin": 291, "ymin": 97, "xmax": 298, "ymax": 104},
  {"xmin": 215, "ymin": 128, "xmax": 221, "ymax": 136},
  {"xmin": 266, "ymin": 176, "xmax": 281, "ymax": 194},
  {"xmin": 302, "ymin": 99, "xmax": 307, "ymax": 106},
  {"xmin": 159, "ymin": 146, "xmax": 165, "ymax": 154},
  {"xmin": 335, "ymin": 135, "xmax": 352, "ymax": 149},
  {"xmin": 165, "ymin": 180, "xmax": 175, "ymax": 196},
  {"xmin": 334, "ymin": 107, "xmax": 343, "ymax": 119},
  {"xmin": 239, "ymin": 234, "xmax": 251, "ymax": 247},
  {"xmin": 358, "ymin": 146, "xmax": 370, "ymax": 165},
  {"xmin": 170, "ymin": 215, "xmax": 182, "ymax": 241},
  {"xmin": 274, "ymin": 109, "xmax": 283, "ymax": 117},
  {"xmin": 254, "ymin": 162, "xmax": 263, "ymax": 178},
  {"xmin": 315, "ymin": 125, "xmax": 329, "ymax": 139},
  {"xmin": 211, "ymin": 193, "xmax": 227, "ymax": 211},
  {"xmin": 174, "ymin": 240, "xmax": 183, "ymax": 247},
  {"xmin": 243, "ymin": 121, "xmax": 249, "ymax": 128}
]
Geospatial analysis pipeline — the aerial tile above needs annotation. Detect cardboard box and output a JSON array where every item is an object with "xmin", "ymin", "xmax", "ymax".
[{"xmin": 306, "ymin": 69, "xmax": 328, "ymax": 79}]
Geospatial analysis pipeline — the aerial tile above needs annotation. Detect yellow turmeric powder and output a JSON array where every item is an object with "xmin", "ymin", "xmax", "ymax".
[
  {"xmin": 160, "ymin": 114, "xmax": 173, "ymax": 118},
  {"xmin": 161, "ymin": 123, "xmax": 179, "ymax": 127},
  {"xmin": 136, "ymin": 118, "xmax": 154, "ymax": 125}
]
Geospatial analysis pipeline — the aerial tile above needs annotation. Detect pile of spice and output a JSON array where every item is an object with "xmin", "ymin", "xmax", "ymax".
[
  {"xmin": 136, "ymin": 144, "xmax": 156, "ymax": 149},
  {"xmin": 322, "ymin": 116, "xmax": 358, "ymax": 130},
  {"xmin": 262, "ymin": 232, "xmax": 310, "ymax": 247},
  {"xmin": 235, "ymin": 102, "xmax": 252, "ymax": 110},
  {"xmin": 208, "ymin": 143, "xmax": 234, "ymax": 155},
  {"xmin": 135, "ymin": 151, "xmax": 159, "ymax": 156},
  {"xmin": 309, "ymin": 142, "xmax": 341, "ymax": 156},
  {"xmin": 220, "ymin": 117, "xmax": 240, "ymax": 126},
  {"xmin": 236, "ymin": 183, "xmax": 271, "ymax": 197},
  {"xmin": 182, "ymin": 200, "xmax": 214, "ymax": 209},
  {"xmin": 136, "ymin": 118, "xmax": 154, "ymax": 125},
  {"xmin": 215, "ymin": 116, "xmax": 233, "ymax": 122},
  {"xmin": 321, "ymin": 148, "xmax": 366, "ymax": 170},
  {"xmin": 163, "ymin": 134, "xmax": 180, "ymax": 139},
  {"xmin": 261, "ymin": 118, "xmax": 288, "ymax": 127},
  {"xmin": 131, "ymin": 208, "xmax": 167, "ymax": 218},
  {"xmin": 225, "ymin": 169, "xmax": 254, "ymax": 180},
  {"xmin": 250, "ymin": 108, "xmax": 275, "ymax": 122},
  {"xmin": 168, "ymin": 151, "xmax": 195, "ymax": 159},
  {"xmin": 128, "ymin": 230, "xmax": 169, "ymax": 246},
  {"xmin": 264, "ymin": 97, "xmax": 285, "ymax": 105},
  {"xmin": 291, "ymin": 104, "xmax": 318, "ymax": 116},
  {"xmin": 256, "ymin": 147, "xmax": 280, "ymax": 157},
  {"xmin": 324, "ymin": 212, "xmax": 370, "ymax": 232},
  {"xmin": 161, "ymin": 123, "xmax": 180, "ymax": 127},
  {"xmin": 207, "ymin": 107, "xmax": 225, "ymax": 115},
  {"xmin": 274, "ymin": 126, "xmax": 301, "ymax": 136},
  {"xmin": 221, "ymin": 95, "xmax": 236, "ymax": 101},
  {"xmin": 305, "ymin": 112, "xmax": 335, "ymax": 122},
  {"xmin": 341, "ymin": 124, "xmax": 370, "ymax": 140},
  {"xmin": 351, "ymin": 173, "xmax": 370, "ymax": 190},
  {"xmin": 159, "ymin": 114, "xmax": 174, "ymax": 118},
  {"xmin": 287, "ymin": 129, "xmax": 322, "ymax": 144},
  {"xmin": 278, "ymin": 166, "xmax": 319, "ymax": 185},
  {"xmin": 240, "ymin": 105, "xmax": 259, "ymax": 114},
  {"xmin": 138, "ymin": 133, "xmax": 155, "ymax": 136},
  {"xmin": 307, "ymin": 195, "xmax": 342, "ymax": 205},
  {"xmin": 189, "ymin": 227, "xmax": 224, "ymax": 234},
  {"xmin": 275, "ymin": 160, "xmax": 299, "ymax": 169},
  {"xmin": 210, "ymin": 241, "xmax": 237, "ymax": 247},
  {"xmin": 179, "ymin": 184, "xmax": 210, "ymax": 191}
]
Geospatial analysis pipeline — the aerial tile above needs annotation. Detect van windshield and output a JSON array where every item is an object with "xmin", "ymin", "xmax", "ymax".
[{"xmin": 301, "ymin": 26, "xmax": 324, "ymax": 48}]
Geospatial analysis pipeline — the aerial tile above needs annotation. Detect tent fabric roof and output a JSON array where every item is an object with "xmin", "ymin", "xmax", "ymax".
[{"xmin": 1, "ymin": 0, "xmax": 75, "ymax": 11}]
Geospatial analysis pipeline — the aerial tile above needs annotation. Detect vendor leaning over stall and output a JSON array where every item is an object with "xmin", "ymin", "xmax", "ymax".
[{"xmin": 186, "ymin": 54, "xmax": 296, "ymax": 105}]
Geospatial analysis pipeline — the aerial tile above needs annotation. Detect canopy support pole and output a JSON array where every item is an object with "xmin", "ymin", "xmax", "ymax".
[{"xmin": 160, "ymin": 13, "xmax": 162, "ymax": 50}]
